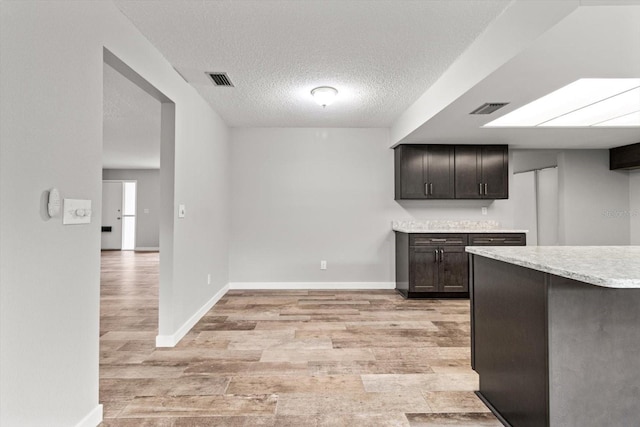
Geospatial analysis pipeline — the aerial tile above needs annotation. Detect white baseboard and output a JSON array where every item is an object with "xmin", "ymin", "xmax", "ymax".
[
  {"xmin": 228, "ymin": 282, "xmax": 395, "ymax": 290},
  {"xmin": 75, "ymin": 404, "xmax": 102, "ymax": 427},
  {"xmin": 135, "ymin": 246, "xmax": 159, "ymax": 252},
  {"xmin": 156, "ymin": 283, "xmax": 230, "ymax": 347}
]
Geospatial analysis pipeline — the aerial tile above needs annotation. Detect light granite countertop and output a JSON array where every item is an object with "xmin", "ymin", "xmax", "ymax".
[
  {"xmin": 466, "ymin": 246, "xmax": 640, "ymax": 289},
  {"xmin": 392, "ymin": 220, "xmax": 528, "ymax": 234}
]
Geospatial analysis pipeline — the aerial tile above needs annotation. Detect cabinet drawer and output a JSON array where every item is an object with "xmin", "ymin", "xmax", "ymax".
[
  {"xmin": 410, "ymin": 234, "xmax": 468, "ymax": 246},
  {"xmin": 468, "ymin": 233, "xmax": 525, "ymax": 246}
]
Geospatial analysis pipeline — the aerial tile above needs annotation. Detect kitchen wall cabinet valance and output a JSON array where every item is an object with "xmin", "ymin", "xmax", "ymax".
[{"xmin": 394, "ymin": 144, "xmax": 508, "ymax": 200}]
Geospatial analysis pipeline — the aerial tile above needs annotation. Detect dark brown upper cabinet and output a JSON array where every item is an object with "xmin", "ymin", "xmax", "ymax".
[
  {"xmin": 395, "ymin": 144, "xmax": 509, "ymax": 200},
  {"xmin": 454, "ymin": 145, "xmax": 508, "ymax": 199},
  {"xmin": 610, "ymin": 142, "xmax": 640, "ymax": 170},
  {"xmin": 394, "ymin": 145, "xmax": 454, "ymax": 199}
]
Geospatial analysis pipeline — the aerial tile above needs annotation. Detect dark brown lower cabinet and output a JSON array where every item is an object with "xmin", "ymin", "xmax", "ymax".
[
  {"xmin": 409, "ymin": 244, "xmax": 468, "ymax": 294},
  {"xmin": 396, "ymin": 233, "xmax": 469, "ymax": 298},
  {"xmin": 409, "ymin": 246, "xmax": 439, "ymax": 292},
  {"xmin": 396, "ymin": 231, "xmax": 526, "ymax": 298}
]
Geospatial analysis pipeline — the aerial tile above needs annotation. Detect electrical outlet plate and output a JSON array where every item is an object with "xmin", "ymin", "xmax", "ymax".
[
  {"xmin": 482, "ymin": 207, "xmax": 488, "ymax": 215},
  {"xmin": 320, "ymin": 260, "xmax": 327, "ymax": 270}
]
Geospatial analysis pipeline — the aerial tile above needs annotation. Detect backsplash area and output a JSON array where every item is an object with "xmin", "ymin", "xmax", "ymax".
[{"xmin": 392, "ymin": 220, "xmax": 501, "ymax": 232}]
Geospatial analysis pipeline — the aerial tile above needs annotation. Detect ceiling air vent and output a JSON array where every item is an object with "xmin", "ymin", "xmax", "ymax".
[
  {"xmin": 206, "ymin": 72, "xmax": 234, "ymax": 87},
  {"xmin": 470, "ymin": 102, "xmax": 509, "ymax": 115}
]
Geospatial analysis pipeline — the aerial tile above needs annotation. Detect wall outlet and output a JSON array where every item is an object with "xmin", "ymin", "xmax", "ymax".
[
  {"xmin": 481, "ymin": 207, "xmax": 488, "ymax": 215},
  {"xmin": 207, "ymin": 274, "xmax": 211, "ymax": 285},
  {"xmin": 320, "ymin": 260, "xmax": 327, "ymax": 270}
]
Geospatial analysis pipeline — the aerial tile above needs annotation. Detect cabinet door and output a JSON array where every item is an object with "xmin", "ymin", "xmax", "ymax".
[
  {"xmin": 454, "ymin": 146, "xmax": 482, "ymax": 199},
  {"xmin": 410, "ymin": 246, "xmax": 439, "ymax": 292},
  {"xmin": 426, "ymin": 145, "xmax": 455, "ymax": 199},
  {"xmin": 440, "ymin": 246, "xmax": 468, "ymax": 292},
  {"xmin": 481, "ymin": 146, "xmax": 508, "ymax": 199},
  {"xmin": 399, "ymin": 145, "xmax": 427, "ymax": 199}
]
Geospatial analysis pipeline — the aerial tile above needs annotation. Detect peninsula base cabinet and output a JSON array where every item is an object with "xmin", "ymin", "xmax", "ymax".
[
  {"xmin": 470, "ymin": 255, "xmax": 640, "ymax": 427},
  {"xmin": 395, "ymin": 232, "xmax": 525, "ymax": 298}
]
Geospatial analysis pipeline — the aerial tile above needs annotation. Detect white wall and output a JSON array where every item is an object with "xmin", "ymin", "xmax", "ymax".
[
  {"xmin": 512, "ymin": 149, "xmax": 560, "ymax": 173},
  {"xmin": 512, "ymin": 171, "xmax": 538, "ymax": 245},
  {"xmin": 557, "ymin": 150, "xmax": 630, "ymax": 245},
  {"xmin": 630, "ymin": 170, "xmax": 640, "ymax": 245},
  {"xmin": 229, "ymin": 128, "xmax": 517, "ymax": 285},
  {"xmin": 0, "ymin": 2, "xmax": 229, "ymax": 426},
  {"xmin": 102, "ymin": 169, "xmax": 161, "ymax": 249}
]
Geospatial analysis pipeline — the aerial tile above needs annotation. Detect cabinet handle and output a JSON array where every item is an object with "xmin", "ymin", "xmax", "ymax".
[
  {"xmin": 429, "ymin": 183, "xmax": 433, "ymax": 195},
  {"xmin": 431, "ymin": 238, "xmax": 447, "ymax": 242},
  {"xmin": 479, "ymin": 183, "xmax": 483, "ymax": 195},
  {"xmin": 425, "ymin": 183, "xmax": 429, "ymax": 196},
  {"xmin": 484, "ymin": 183, "xmax": 488, "ymax": 195},
  {"xmin": 439, "ymin": 249, "xmax": 444, "ymax": 263},
  {"xmin": 434, "ymin": 249, "xmax": 439, "ymax": 262}
]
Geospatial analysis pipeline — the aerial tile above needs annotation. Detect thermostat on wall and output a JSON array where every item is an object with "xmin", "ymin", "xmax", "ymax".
[
  {"xmin": 47, "ymin": 188, "xmax": 61, "ymax": 218},
  {"xmin": 63, "ymin": 199, "xmax": 92, "ymax": 225}
]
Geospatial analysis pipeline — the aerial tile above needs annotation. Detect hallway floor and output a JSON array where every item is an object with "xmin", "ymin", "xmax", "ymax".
[{"xmin": 99, "ymin": 251, "xmax": 500, "ymax": 426}]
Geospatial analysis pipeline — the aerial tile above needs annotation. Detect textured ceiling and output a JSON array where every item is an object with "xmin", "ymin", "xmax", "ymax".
[
  {"xmin": 103, "ymin": 62, "xmax": 161, "ymax": 169},
  {"xmin": 113, "ymin": 0, "xmax": 510, "ymax": 127}
]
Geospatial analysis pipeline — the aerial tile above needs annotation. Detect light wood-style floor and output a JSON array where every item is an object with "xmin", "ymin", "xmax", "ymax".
[{"xmin": 99, "ymin": 251, "xmax": 500, "ymax": 426}]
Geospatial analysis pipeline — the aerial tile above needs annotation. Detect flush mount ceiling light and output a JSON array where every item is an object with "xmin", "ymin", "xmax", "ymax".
[
  {"xmin": 311, "ymin": 86, "xmax": 338, "ymax": 107},
  {"xmin": 484, "ymin": 78, "xmax": 640, "ymax": 127}
]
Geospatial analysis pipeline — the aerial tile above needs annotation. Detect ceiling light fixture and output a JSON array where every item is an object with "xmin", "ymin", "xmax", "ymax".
[
  {"xmin": 311, "ymin": 86, "xmax": 338, "ymax": 107},
  {"xmin": 484, "ymin": 78, "xmax": 640, "ymax": 127}
]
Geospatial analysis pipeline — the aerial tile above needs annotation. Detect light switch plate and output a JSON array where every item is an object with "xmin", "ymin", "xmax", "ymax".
[
  {"xmin": 178, "ymin": 204, "xmax": 186, "ymax": 218},
  {"xmin": 63, "ymin": 199, "xmax": 92, "ymax": 225}
]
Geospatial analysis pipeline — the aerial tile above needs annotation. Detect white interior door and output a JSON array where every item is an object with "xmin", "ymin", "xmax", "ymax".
[{"xmin": 102, "ymin": 181, "xmax": 123, "ymax": 250}]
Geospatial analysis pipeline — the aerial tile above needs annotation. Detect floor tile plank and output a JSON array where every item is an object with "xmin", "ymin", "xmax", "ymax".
[{"xmin": 99, "ymin": 251, "xmax": 498, "ymax": 425}]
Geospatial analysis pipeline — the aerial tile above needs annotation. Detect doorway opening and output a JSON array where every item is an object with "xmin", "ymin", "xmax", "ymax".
[
  {"xmin": 100, "ymin": 47, "xmax": 176, "ymax": 417},
  {"xmin": 513, "ymin": 166, "xmax": 559, "ymax": 245},
  {"xmin": 101, "ymin": 180, "xmax": 137, "ymax": 250}
]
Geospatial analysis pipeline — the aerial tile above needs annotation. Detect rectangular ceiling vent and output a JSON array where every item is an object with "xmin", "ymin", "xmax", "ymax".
[
  {"xmin": 206, "ymin": 72, "xmax": 234, "ymax": 87},
  {"xmin": 470, "ymin": 102, "xmax": 509, "ymax": 115}
]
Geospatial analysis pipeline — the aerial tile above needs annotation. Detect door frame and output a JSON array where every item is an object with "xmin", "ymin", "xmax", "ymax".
[{"xmin": 102, "ymin": 47, "xmax": 176, "ymax": 348}]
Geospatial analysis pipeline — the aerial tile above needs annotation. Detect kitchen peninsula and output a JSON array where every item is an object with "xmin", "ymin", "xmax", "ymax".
[{"xmin": 467, "ymin": 246, "xmax": 640, "ymax": 427}]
